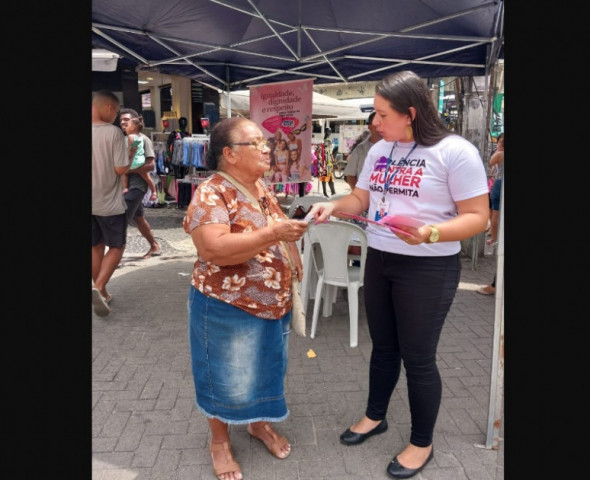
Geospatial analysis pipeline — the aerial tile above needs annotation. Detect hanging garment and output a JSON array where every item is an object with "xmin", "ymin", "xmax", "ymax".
[{"xmin": 177, "ymin": 181, "xmax": 193, "ymax": 208}]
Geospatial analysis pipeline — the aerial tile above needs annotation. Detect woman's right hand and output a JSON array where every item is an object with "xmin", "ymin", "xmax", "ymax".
[
  {"xmin": 305, "ymin": 202, "xmax": 335, "ymax": 224},
  {"xmin": 272, "ymin": 219, "xmax": 309, "ymax": 242}
]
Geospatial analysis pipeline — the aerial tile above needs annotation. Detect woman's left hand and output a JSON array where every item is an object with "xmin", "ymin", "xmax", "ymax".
[
  {"xmin": 295, "ymin": 263, "xmax": 303, "ymax": 282},
  {"xmin": 390, "ymin": 225, "xmax": 430, "ymax": 245},
  {"xmin": 390, "ymin": 194, "xmax": 490, "ymax": 245}
]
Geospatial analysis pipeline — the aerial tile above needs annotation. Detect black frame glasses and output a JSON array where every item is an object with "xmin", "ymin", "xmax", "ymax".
[{"xmin": 230, "ymin": 139, "xmax": 270, "ymax": 151}]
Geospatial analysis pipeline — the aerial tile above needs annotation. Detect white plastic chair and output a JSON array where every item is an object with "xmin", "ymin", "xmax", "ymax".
[
  {"xmin": 307, "ymin": 220, "xmax": 367, "ymax": 348},
  {"xmin": 329, "ymin": 192, "xmax": 349, "ymax": 201},
  {"xmin": 300, "ymin": 225, "xmax": 318, "ymax": 308}
]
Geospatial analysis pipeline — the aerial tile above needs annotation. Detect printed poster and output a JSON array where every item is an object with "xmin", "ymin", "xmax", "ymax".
[
  {"xmin": 249, "ymin": 79, "xmax": 313, "ymax": 185},
  {"xmin": 339, "ymin": 124, "xmax": 367, "ymax": 155}
]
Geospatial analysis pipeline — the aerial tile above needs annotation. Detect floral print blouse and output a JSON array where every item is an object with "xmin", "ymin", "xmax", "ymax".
[{"xmin": 183, "ymin": 173, "xmax": 293, "ymax": 320}]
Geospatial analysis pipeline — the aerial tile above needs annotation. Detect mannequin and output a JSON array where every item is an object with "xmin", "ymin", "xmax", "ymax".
[
  {"xmin": 319, "ymin": 127, "xmax": 336, "ymax": 197},
  {"xmin": 178, "ymin": 116, "xmax": 188, "ymax": 134}
]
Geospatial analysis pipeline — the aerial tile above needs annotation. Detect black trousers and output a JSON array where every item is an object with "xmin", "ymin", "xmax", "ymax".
[
  {"xmin": 177, "ymin": 182, "xmax": 193, "ymax": 208},
  {"xmin": 322, "ymin": 179, "xmax": 336, "ymax": 196},
  {"xmin": 363, "ymin": 247, "xmax": 461, "ymax": 447},
  {"xmin": 298, "ymin": 182, "xmax": 305, "ymax": 197}
]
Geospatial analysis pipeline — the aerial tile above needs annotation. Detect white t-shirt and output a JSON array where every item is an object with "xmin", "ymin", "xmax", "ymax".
[{"xmin": 356, "ymin": 135, "xmax": 489, "ymax": 256}]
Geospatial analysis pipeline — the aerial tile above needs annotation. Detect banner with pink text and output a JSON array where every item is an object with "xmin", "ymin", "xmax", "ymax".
[{"xmin": 249, "ymin": 79, "xmax": 313, "ymax": 185}]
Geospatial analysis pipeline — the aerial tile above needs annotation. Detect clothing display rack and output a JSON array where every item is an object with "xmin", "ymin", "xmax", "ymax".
[
  {"xmin": 169, "ymin": 135, "xmax": 209, "ymax": 169},
  {"xmin": 171, "ymin": 134, "xmax": 212, "ymax": 207},
  {"xmin": 175, "ymin": 171, "xmax": 213, "ymax": 208},
  {"xmin": 151, "ymin": 132, "xmax": 170, "ymax": 142}
]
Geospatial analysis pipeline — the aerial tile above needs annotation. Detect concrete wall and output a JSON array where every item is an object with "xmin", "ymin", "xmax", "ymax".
[
  {"xmin": 92, "ymin": 62, "xmax": 140, "ymax": 114},
  {"xmin": 171, "ymin": 76, "xmax": 192, "ymax": 132}
]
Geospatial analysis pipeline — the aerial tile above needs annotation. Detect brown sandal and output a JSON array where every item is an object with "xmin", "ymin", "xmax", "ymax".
[
  {"xmin": 247, "ymin": 422, "xmax": 291, "ymax": 459},
  {"xmin": 209, "ymin": 441, "xmax": 241, "ymax": 478}
]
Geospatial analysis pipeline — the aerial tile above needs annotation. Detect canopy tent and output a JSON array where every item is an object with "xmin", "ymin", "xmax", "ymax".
[
  {"xmin": 91, "ymin": 0, "xmax": 504, "ymax": 93},
  {"xmin": 219, "ymin": 89, "xmax": 366, "ymax": 119},
  {"xmin": 91, "ymin": 0, "xmax": 504, "ymax": 450}
]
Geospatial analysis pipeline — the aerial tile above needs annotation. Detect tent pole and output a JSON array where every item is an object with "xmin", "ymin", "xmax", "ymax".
[
  {"xmin": 226, "ymin": 87, "xmax": 232, "ymax": 117},
  {"xmin": 477, "ymin": 39, "xmax": 504, "ymax": 452},
  {"xmin": 225, "ymin": 66, "xmax": 231, "ymax": 117},
  {"xmin": 477, "ymin": 177, "xmax": 504, "ymax": 450}
]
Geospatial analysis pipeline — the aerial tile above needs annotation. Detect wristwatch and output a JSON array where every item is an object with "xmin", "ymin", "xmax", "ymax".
[{"xmin": 426, "ymin": 225, "xmax": 440, "ymax": 243}]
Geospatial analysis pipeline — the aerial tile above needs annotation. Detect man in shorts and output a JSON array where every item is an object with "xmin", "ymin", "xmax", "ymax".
[
  {"xmin": 119, "ymin": 108, "xmax": 162, "ymax": 258},
  {"xmin": 92, "ymin": 90, "xmax": 132, "ymax": 316}
]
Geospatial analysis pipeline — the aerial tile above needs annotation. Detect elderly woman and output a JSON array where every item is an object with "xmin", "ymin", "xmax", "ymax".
[{"xmin": 183, "ymin": 117, "xmax": 308, "ymax": 480}]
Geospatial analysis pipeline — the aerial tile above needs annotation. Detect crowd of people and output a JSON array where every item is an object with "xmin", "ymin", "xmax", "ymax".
[{"xmin": 92, "ymin": 68, "xmax": 500, "ymax": 478}]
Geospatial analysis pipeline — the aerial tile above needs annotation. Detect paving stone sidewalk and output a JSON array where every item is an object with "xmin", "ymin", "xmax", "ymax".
[{"xmin": 94, "ymin": 178, "xmax": 504, "ymax": 480}]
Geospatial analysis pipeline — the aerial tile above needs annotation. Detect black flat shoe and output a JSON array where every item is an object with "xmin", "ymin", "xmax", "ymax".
[
  {"xmin": 339, "ymin": 418, "xmax": 388, "ymax": 445},
  {"xmin": 386, "ymin": 447, "xmax": 434, "ymax": 479}
]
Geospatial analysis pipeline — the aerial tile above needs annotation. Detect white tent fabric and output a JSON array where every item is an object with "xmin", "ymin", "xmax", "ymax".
[
  {"xmin": 219, "ymin": 89, "xmax": 366, "ymax": 119},
  {"xmin": 91, "ymin": 48, "xmax": 120, "ymax": 72}
]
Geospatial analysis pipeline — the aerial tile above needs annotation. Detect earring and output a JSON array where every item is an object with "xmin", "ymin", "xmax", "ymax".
[{"xmin": 405, "ymin": 125, "xmax": 413, "ymax": 140}]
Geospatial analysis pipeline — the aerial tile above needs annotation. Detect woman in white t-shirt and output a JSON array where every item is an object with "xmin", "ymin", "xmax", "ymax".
[{"xmin": 305, "ymin": 70, "xmax": 489, "ymax": 479}]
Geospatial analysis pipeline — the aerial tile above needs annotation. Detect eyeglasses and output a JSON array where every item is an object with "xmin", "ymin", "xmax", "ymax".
[{"xmin": 230, "ymin": 139, "xmax": 270, "ymax": 151}]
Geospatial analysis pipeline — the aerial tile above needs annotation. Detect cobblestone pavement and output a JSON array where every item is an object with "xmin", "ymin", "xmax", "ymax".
[
  {"xmin": 122, "ymin": 204, "xmax": 193, "ymax": 255},
  {"xmin": 96, "ymin": 178, "xmax": 504, "ymax": 480},
  {"xmin": 115, "ymin": 179, "xmax": 353, "ymax": 275}
]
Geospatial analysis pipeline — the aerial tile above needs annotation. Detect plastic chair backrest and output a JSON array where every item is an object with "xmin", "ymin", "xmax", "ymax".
[
  {"xmin": 308, "ymin": 220, "xmax": 367, "ymax": 286},
  {"xmin": 330, "ymin": 192, "xmax": 349, "ymax": 201},
  {"xmin": 288, "ymin": 195, "xmax": 327, "ymax": 218}
]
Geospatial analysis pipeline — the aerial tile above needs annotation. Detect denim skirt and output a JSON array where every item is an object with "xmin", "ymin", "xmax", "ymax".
[{"xmin": 187, "ymin": 285, "xmax": 291, "ymax": 424}]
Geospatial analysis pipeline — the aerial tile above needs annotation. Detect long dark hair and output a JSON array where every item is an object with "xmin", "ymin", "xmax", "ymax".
[
  {"xmin": 205, "ymin": 117, "xmax": 250, "ymax": 170},
  {"xmin": 375, "ymin": 71, "xmax": 450, "ymax": 146}
]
